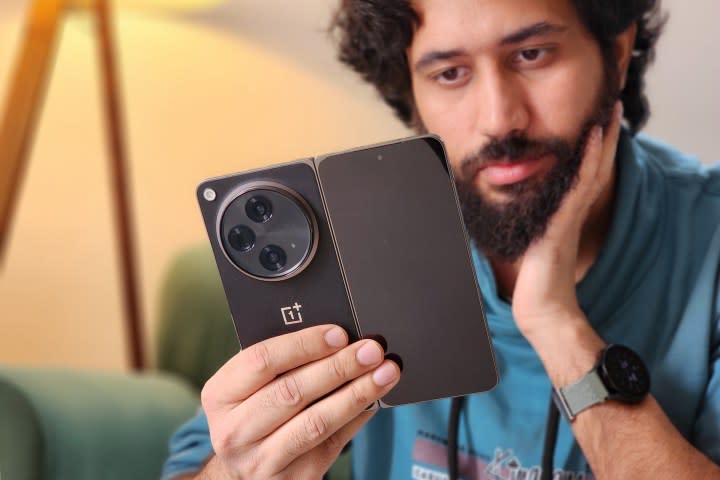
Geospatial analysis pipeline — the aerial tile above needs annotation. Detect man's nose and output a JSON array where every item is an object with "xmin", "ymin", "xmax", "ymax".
[{"xmin": 475, "ymin": 66, "xmax": 530, "ymax": 139}]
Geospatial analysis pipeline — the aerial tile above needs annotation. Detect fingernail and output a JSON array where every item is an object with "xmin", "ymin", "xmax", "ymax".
[
  {"xmin": 357, "ymin": 342, "xmax": 383, "ymax": 366},
  {"xmin": 363, "ymin": 334, "xmax": 388, "ymax": 353},
  {"xmin": 325, "ymin": 327, "xmax": 348, "ymax": 348},
  {"xmin": 373, "ymin": 362, "xmax": 399, "ymax": 386}
]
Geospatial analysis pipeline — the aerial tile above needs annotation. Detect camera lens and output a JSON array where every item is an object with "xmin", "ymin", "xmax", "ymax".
[
  {"xmin": 245, "ymin": 196, "xmax": 273, "ymax": 223},
  {"xmin": 259, "ymin": 245, "xmax": 287, "ymax": 272},
  {"xmin": 228, "ymin": 225, "xmax": 255, "ymax": 253}
]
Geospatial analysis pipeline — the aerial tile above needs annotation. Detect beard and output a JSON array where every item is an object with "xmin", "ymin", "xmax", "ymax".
[{"xmin": 454, "ymin": 77, "xmax": 618, "ymax": 262}]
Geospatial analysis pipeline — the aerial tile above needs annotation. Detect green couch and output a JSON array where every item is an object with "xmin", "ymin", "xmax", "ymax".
[{"xmin": 0, "ymin": 246, "xmax": 350, "ymax": 480}]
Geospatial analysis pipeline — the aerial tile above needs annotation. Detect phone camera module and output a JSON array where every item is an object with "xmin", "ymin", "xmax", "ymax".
[
  {"xmin": 228, "ymin": 225, "xmax": 255, "ymax": 253},
  {"xmin": 246, "ymin": 195, "xmax": 273, "ymax": 223},
  {"xmin": 259, "ymin": 245, "xmax": 287, "ymax": 272},
  {"xmin": 220, "ymin": 185, "xmax": 318, "ymax": 281}
]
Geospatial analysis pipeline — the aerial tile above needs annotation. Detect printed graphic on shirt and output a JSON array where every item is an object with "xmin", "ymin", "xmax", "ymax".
[{"xmin": 412, "ymin": 430, "xmax": 594, "ymax": 480}]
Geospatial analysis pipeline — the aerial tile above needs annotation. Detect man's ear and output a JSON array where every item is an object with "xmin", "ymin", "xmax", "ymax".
[{"xmin": 616, "ymin": 22, "xmax": 638, "ymax": 90}]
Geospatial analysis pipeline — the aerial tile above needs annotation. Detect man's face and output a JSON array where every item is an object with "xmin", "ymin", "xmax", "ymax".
[{"xmin": 407, "ymin": 0, "xmax": 616, "ymax": 260}]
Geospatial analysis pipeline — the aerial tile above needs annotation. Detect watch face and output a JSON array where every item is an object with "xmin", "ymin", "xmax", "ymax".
[{"xmin": 600, "ymin": 344, "xmax": 651, "ymax": 402}]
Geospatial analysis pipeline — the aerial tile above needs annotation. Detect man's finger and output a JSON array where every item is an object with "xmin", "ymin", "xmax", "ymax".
[
  {"xmin": 257, "ymin": 359, "xmax": 401, "ymax": 473},
  {"xmin": 202, "ymin": 324, "xmax": 349, "ymax": 409},
  {"xmin": 286, "ymin": 409, "xmax": 377, "ymax": 477},
  {"xmin": 554, "ymin": 100, "xmax": 624, "ymax": 224},
  {"xmin": 228, "ymin": 339, "xmax": 386, "ymax": 445},
  {"xmin": 576, "ymin": 125, "xmax": 604, "ymax": 193}
]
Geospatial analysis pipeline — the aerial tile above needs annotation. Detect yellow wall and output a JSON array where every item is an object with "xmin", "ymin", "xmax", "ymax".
[{"xmin": 0, "ymin": 8, "xmax": 409, "ymax": 370}]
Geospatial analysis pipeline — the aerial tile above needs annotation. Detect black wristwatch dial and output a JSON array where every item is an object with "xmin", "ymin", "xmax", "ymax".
[{"xmin": 599, "ymin": 344, "xmax": 651, "ymax": 402}]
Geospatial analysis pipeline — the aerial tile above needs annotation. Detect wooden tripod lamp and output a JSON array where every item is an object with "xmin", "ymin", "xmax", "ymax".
[
  {"xmin": 1, "ymin": 0, "xmax": 141, "ymax": 370},
  {"xmin": 1, "ymin": 0, "xmax": 225, "ymax": 371}
]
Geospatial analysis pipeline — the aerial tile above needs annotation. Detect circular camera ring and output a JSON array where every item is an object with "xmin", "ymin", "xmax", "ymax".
[{"xmin": 216, "ymin": 181, "xmax": 319, "ymax": 282}]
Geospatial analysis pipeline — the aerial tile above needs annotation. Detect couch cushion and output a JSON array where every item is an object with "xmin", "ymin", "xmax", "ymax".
[
  {"xmin": 0, "ymin": 367, "xmax": 198, "ymax": 480},
  {"xmin": 0, "ymin": 373, "xmax": 43, "ymax": 480}
]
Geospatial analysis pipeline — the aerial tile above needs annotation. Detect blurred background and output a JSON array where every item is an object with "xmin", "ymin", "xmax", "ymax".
[{"xmin": 1, "ymin": 0, "xmax": 718, "ymax": 371}]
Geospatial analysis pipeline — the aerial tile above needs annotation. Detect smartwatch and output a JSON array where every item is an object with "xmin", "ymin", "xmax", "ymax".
[{"xmin": 552, "ymin": 344, "xmax": 651, "ymax": 422}]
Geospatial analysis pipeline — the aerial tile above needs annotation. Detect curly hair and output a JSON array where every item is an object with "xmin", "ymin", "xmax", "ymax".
[{"xmin": 331, "ymin": 0, "xmax": 666, "ymax": 134}]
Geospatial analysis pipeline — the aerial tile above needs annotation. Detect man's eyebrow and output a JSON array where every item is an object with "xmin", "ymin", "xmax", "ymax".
[
  {"xmin": 414, "ymin": 49, "xmax": 466, "ymax": 73},
  {"xmin": 413, "ymin": 22, "xmax": 567, "ymax": 73},
  {"xmin": 500, "ymin": 21, "xmax": 568, "ymax": 46}
]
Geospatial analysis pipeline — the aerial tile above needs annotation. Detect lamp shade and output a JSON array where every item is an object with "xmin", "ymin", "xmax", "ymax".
[
  {"xmin": 69, "ymin": 0, "xmax": 226, "ymax": 12},
  {"xmin": 117, "ymin": 0, "xmax": 226, "ymax": 10}
]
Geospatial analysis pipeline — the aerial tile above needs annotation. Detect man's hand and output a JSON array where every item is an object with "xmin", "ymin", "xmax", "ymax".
[
  {"xmin": 512, "ymin": 102, "xmax": 623, "ymax": 341},
  {"xmin": 505, "ymin": 102, "xmax": 720, "ymax": 479},
  {"xmin": 199, "ymin": 325, "xmax": 400, "ymax": 479}
]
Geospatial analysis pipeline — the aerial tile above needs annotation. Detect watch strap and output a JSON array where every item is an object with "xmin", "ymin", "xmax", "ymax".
[{"xmin": 553, "ymin": 370, "xmax": 609, "ymax": 421}]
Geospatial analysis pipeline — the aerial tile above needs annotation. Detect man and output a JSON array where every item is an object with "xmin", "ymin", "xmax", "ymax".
[{"xmin": 162, "ymin": 0, "xmax": 720, "ymax": 478}]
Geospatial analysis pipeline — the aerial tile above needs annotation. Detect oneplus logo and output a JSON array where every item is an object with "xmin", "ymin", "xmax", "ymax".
[{"xmin": 281, "ymin": 303, "xmax": 303, "ymax": 325}]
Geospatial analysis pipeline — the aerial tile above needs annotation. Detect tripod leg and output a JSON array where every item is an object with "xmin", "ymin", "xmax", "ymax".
[
  {"xmin": 94, "ymin": 0, "xmax": 146, "ymax": 370},
  {"xmin": 0, "ymin": 0, "xmax": 66, "ymax": 264}
]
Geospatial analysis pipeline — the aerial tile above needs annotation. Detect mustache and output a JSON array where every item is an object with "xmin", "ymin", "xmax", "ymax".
[{"xmin": 459, "ymin": 134, "xmax": 573, "ymax": 180}]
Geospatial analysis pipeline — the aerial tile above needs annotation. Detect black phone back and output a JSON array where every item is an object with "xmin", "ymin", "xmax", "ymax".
[{"xmin": 197, "ymin": 136, "xmax": 498, "ymax": 407}]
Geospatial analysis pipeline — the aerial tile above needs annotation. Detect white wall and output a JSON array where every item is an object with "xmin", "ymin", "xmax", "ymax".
[
  {"xmin": 644, "ymin": 0, "xmax": 720, "ymax": 162},
  {"xmin": 0, "ymin": 0, "xmax": 717, "ymax": 370}
]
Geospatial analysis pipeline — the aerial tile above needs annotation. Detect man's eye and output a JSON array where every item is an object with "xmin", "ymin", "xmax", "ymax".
[
  {"xmin": 433, "ymin": 66, "xmax": 469, "ymax": 85},
  {"xmin": 515, "ymin": 48, "xmax": 549, "ymax": 64},
  {"xmin": 441, "ymin": 68, "xmax": 460, "ymax": 81}
]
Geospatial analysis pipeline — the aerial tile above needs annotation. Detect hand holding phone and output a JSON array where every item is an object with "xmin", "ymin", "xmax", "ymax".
[
  {"xmin": 200, "ymin": 324, "xmax": 398, "ymax": 479},
  {"xmin": 195, "ymin": 135, "xmax": 499, "ymax": 478}
]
